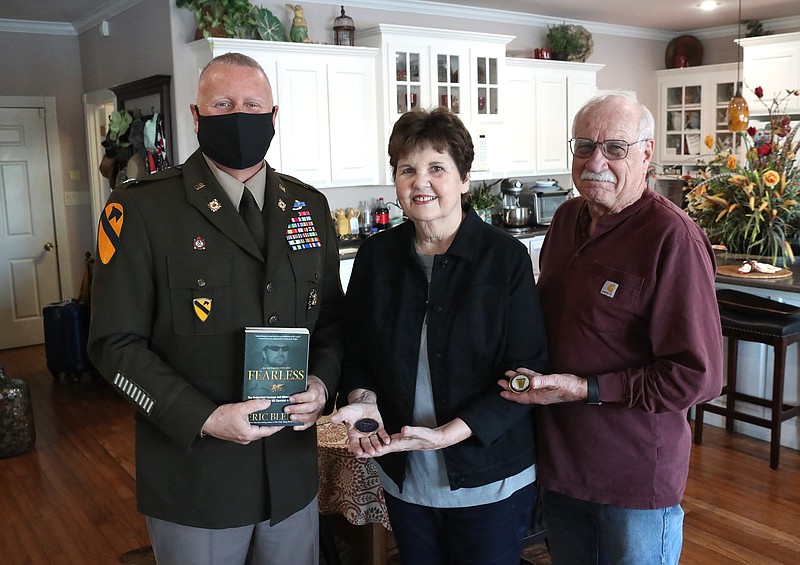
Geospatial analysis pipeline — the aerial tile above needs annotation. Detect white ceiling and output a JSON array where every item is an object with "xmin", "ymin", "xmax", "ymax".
[{"xmin": 0, "ymin": 0, "xmax": 797, "ymax": 34}]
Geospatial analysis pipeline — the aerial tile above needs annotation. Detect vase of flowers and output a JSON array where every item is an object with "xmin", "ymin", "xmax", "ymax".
[{"xmin": 684, "ymin": 86, "xmax": 800, "ymax": 265}]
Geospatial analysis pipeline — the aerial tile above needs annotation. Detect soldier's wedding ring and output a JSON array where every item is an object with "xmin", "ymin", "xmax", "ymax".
[{"xmin": 509, "ymin": 373, "xmax": 531, "ymax": 393}]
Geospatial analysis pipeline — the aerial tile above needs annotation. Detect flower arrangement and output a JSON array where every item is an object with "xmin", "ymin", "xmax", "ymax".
[{"xmin": 684, "ymin": 86, "xmax": 800, "ymax": 265}]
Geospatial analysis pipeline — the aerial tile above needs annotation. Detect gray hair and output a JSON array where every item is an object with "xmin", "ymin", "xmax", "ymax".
[{"xmin": 572, "ymin": 91, "xmax": 654, "ymax": 149}]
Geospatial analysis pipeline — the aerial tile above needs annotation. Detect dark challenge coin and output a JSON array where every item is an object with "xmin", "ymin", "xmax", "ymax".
[{"xmin": 354, "ymin": 418, "xmax": 379, "ymax": 433}]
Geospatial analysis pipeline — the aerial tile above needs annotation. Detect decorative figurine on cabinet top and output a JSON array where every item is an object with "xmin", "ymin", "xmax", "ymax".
[{"xmin": 286, "ymin": 4, "xmax": 313, "ymax": 43}]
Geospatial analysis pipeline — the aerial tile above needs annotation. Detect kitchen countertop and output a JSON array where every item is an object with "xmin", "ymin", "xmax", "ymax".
[
  {"xmin": 337, "ymin": 224, "xmax": 548, "ymax": 259},
  {"xmin": 715, "ymin": 252, "xmax": 800, "ymax": 295}
]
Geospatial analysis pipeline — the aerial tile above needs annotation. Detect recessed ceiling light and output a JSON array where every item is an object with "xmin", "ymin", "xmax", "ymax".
[{"xmin": 698, "ymin": 1, "xmax": 720, "ymax": 10}]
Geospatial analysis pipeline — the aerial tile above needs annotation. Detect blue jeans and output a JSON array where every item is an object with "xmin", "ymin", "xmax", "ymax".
[
  {"xmin": 383, "ymin": 484, "xmax": 535, "ymax": 565},
  {"xmin": 543, "ymin": 489, "xmax": 684, "ymax": 565}
]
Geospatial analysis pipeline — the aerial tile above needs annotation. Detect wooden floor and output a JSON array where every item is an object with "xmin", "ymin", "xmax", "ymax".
[{"xmin": 1, "ymin": 344, "xmax": 799, "ymax": 564}]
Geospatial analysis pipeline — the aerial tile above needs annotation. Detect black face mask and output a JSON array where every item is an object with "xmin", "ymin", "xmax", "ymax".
[{"xmin": 194, "ymin": 106, "xmax": 276, "ymax": 169}]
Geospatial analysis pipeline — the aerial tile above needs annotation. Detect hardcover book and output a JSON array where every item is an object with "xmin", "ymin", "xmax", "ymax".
[{"xmin": 243, "ymin": 327, "xmax": 309, "ymax": 426}]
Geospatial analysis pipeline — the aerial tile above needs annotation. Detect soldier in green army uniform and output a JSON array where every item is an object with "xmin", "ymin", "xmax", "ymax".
[{"xmin": 88, "ymin": 53, "xmax": 344, "ymax": 565}]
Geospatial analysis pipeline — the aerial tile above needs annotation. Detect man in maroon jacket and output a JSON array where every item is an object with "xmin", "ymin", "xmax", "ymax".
[{"xmin": 501, "ymin": 92, "xmax": 723, "ymax": 565}]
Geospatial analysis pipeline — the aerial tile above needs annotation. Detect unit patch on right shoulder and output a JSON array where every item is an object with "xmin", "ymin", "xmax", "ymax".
[{"xmin": 98, "ymin": 202, "xmax": 124, "ymax": 264}]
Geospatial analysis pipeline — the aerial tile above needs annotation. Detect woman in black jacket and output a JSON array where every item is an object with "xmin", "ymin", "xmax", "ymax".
[{"xmin": 332, "ymin": 108, "xmax": 548, "ymax": 565}]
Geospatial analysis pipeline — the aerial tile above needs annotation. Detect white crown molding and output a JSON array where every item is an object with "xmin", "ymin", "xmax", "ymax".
[
  {"xmin": 305, "ymin": 0, "xmax": 675, "ymax": 41},
  {"xmin": 72, "ymin": 0, "xmax": 144, "ymax": 34},
  {"xmin": 687, "ymin": 14, "xmax": 800, "ymax": 40},
  {"xmin": 0, "ymin": 18, "xmax": 75, "ymax": 35},
  {"xmin": 0, "ymin": 0, "xmax": 143, "ymax": 35},
  {"xmin": 307, "ymin": 0, "xmax": 800, "ymax": 42}
]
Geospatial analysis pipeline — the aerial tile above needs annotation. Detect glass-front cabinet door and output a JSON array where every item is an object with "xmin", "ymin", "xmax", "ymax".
[
  {"xmin": 475, "ymin": 55, "xmax": 499, "ymax": 116},
  {"xmin": 664, "ymin": 84, "xmax": 702, "ymax": 159},
  {"xmin": 394, "ymin": 49, "xmax": 422, "ymax": 115},
  {"xmin": 435, "ymin": 53, "xmax": 461, "ymax": 114},
  {"xmin": 656, "ymin": 63, "xmax": 741, "ymax": 178},
  {"xmin": 714, "ymin": 80, "xmax": 742, "ymax": 153}
]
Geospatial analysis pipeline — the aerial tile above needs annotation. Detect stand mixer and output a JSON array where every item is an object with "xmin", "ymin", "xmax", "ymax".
[{"xmin": 500, "ymin": 179, "xmax": 530, "ymax": 231}]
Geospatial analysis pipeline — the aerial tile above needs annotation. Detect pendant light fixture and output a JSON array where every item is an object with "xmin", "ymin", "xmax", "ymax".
[{"xmin": 727, "ymin": 0, "xmax": 749, "ymax": 132}]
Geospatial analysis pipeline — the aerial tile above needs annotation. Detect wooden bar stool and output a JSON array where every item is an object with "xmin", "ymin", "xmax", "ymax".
[{"xmin": 694, "ymin": 289, "xmax": 800, "ymax": 469}]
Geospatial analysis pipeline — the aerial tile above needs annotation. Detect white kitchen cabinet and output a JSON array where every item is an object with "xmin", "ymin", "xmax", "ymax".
[
  {"xmin": 187, "ymin": 38, "xmax": 379, "ymax": 188},
  {"xmin": 339, "ymin": 256, "xmax": 355, "ymax": 293},
  {"xmin": 357, "ymin": 24, "xmax": 513, "ymax": 182},
  {"xmin": 504, "ymin": 59, "xmax": 602, "ymax": 176},
  {"xmin": 655, "ymin": 63, "xmax": 742, "ymax": 178},
  {"xmin": 739, "ymin": 32, "xmax": 800, "ymax": 116},
  {"xmin": 517, "ymin": 234, "xmax": 545, "ymax": 282}
]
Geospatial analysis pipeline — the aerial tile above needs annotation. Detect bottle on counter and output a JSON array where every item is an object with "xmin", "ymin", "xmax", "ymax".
[
  {"xmin": 359, "ymin": 200, "xmax": 373, "ymax": 237},
  {"xmin": 372, "ymin": 197, "xmax": 390, "ymax": 231}
]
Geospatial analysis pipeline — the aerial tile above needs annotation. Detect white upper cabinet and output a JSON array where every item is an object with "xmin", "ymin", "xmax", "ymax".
[
  {"xmin": 739, "ymin": 32, "xmax": 800, "ymax": 115},
  {"xmin": 655, "ymin": 63, "xmax": 742, "ymax": 177},
  {"xmin": 187, "ymin": 39, "xmax": 380, "ymax": 188},
  {"xmin": 357, "ymin": 24, "xmax": 513, "ymax": 183},
  {"xmin": 504, "ymin": 59, "xmax": 603, "ymax": 176}
]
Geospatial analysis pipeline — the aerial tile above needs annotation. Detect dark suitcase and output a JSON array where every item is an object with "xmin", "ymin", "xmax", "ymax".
[{"xmin": 42, "ymin": 299, "xmax": 91, "ymax": 379}]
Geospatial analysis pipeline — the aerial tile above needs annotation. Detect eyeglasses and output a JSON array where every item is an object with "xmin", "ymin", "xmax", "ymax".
[
  {"xmin": 266, "ymin": 346, "xmax": 289, "ymax": 352},
  {"xmin": 568, "ymin": 137, "xmax": 650, "ymax": 160}
]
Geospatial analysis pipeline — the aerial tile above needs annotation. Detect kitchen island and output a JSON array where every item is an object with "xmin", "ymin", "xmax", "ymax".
[{"xmin": 712, "ymin": 252, "xmax": 800, "ymax": 453}]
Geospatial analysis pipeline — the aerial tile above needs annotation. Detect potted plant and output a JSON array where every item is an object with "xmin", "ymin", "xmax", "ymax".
[
  {"xmin": 176, "ymin": 0, "xmax": 226, "ymax": 39},
  {"xmin": 176, "ymin": 0, "xmax": 283, "ymax": 40},
  {"xmin": 470, "ymin": 180, "xmax": 501, "ymax": 223},
  {"xmin": 546, "ymin": 23, "xmax": 593, "ymax": 62}
]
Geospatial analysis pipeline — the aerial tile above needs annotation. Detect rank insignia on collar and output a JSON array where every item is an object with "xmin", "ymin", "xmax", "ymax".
[
  {"xmin": 207, "ymin": 199, "xmax": 222, "ymax": 212},
  {"xmin": 98, "ymin": 202, "xmax": 124, "ymax": 265},
  {"xmin": 193, "ymin": 298, "xmax": 212, "ymax": 321},
  {"xmin": 278, "ymin": 183, "xmax": 287, "ymax": 193},
  {"xmin": 194, "ymin": 182, "xmax": 206, "ymax": 190},
  {"xmin": 278, "ymin": 199, "xmax": 287, "ymax": 211},
  {"xmin": 193, "ymin": 236, "xmax": 206, "ymax": 250},
  {"xmin": 307, "ymin": 289, "xmax": 318, "ymax": 310},
  {"xmin": 292, "ymin": 200, "xmax": 306, "ymax": 211}
]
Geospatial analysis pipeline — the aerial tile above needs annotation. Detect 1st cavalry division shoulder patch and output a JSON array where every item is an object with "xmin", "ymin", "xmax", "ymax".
[{"xmin": 98, "ymin": 202, "xmax": 124, "ymax": 264}]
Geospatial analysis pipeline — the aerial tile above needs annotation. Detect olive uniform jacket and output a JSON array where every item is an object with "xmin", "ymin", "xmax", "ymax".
[{"xmin": 88, "ymin": 149, "xmax": 344, "ymax": 528}]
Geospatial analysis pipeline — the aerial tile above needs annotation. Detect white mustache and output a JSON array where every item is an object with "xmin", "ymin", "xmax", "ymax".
[{"xmin": 580, "ymin": 170, "xmax": 617, "ymax": 183}]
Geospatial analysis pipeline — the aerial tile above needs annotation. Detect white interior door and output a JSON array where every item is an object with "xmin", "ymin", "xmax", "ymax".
[{"xmin": 0, "ymin": 107, "xmax": 61, "ymax": 349}]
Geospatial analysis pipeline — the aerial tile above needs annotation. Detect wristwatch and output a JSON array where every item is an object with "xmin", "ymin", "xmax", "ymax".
[{"xmin": 585, "ymin": 375, "xmax": 602, "ymax": 406}]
